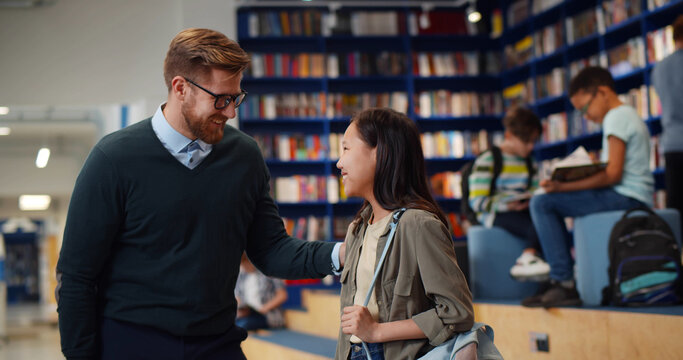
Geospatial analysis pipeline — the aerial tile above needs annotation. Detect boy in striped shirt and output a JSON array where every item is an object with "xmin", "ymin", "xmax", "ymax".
[{"xmin": 468, "ymin": 106, "xmax": 549, "ymax": 280}]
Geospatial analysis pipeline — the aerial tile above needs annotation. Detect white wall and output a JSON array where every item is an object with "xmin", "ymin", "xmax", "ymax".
[{"xmin": 0, "ymin": 0, "xmax": 238, "ymax": 114}]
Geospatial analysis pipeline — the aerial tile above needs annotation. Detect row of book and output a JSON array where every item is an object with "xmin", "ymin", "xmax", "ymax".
[
  {"xmin": 282, "ymin": 216, "xmax": 331, "ymax": 242},
  {"xmin": 506, "ymin": 23, "xmax": 669, "ymax": 77},
  {"xmin": 532, "ymin": 0, "xmax": 564, "ymax": 14},
  {"xmin": 602, "ymin": 0, "xmax": 642, "ymax": 28},
  {"xmin": 541, "ymin": 112, "xmax": 569, "ymax": 144},
  {"xmin": 248, "ymin": 52, "xmax": 409, "ymax": 78},
  {"xmin": 246, "ymin": 50, "xmax": 511, "ymax": 79},
  {"xmin": 430, "ymin": 171, "xmax": 463, "ymax": 200},
  {"xmin": 247, "ymin": 53, "xmax": 325, "ymax": 78},
  {"xmin": 507, "ymin": 0, "xmax": 531, "ymax": 28},
  {"xmin": 618, "ymin": 85, "xmax": 662, "ymax": 120},
  {"xmin": 650, "ymin": 135, "xmax": 666, "ymax": 171},
  {"xmin": 246, "ymin": 9, "xmax": 481, "ymax": 38},
  {"xmin": 328, "ymin": 52, "xmax": 407, "ymax": 77},
  {"xmin": 271, "ymin": 175, "xmax": 337, "ymax": 203},
  {"xmin": 252, "ymin": 134, "xmax": 329, "ymax": 161},
  {"xmin": 647, "ymin": 25, "xmax": 676, "ymax": 63},
  {"xmin": 415, "ymin": 91, "xmax": 504, "ymax": 118},
  {"xmin": 247, "ymin": 10, "xmax": 323, "ymax": 37},
  {"xmin": 239, "ymin": 93, "xmax": 325, "ymax": 119},
  {"xmin": 421, "ymin": 130, "xmax": 504, "ymax": 159},
  {"xmin": 413, "ymin": 52, "xmax": 501, "ymax": 77},
  {"xmin": 648, "ymin": 0, "xmax": 676, "ymax": 10},
  {"xmin": 502, "ymin": 79, "xmax": 534, "ymax": 109},
  {"xmin": 503, "ymin": 36, "xmax": 534, "ymax": 70},
  {"xmin": 534, "ymin": 21, "xmax": 564, "ymax": 58},
  {"xmin": 330, "ymin": 11, "xmax": 407, "ymax": 36},
  {"xmin": 607, "ymin": 37, "xmax": 646, "ymax": 77},
  {"xmin": 328, "ymin": 92, "xmax": 409, "ymax": 118},
  {"xmin": 535, "ymin": 68, "xmax": 565, "ymax": 99}
]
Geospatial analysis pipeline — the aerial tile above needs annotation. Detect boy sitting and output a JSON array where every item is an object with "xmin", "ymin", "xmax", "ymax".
[
  {"xmin": 468, "ymin": 106, "xmax": 549, "ymax": 281},
  {"xmin": 523, "ymin": 66, "xmax": 654, "ymax": 308}
]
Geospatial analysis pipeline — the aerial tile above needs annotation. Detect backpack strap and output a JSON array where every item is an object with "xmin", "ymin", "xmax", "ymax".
[
  {"xmin": 620, "ymin": 205, "xmax": 655, "ymax": 219},
  {"xmin": 524, "ymin": 154, "xmax": 535, "ymax": 190},
  {"xmin": 488, "ymin": 146, "xmax": 503, "ymax": 198}
]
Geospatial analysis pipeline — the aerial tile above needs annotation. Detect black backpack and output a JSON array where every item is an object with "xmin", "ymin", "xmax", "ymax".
[
  {"xmin": 602, "ymin": 206, "xmax": 683, "ymax": 306},
  {"xmin": 460, "ymin": 146, "xmax": 534, "ymax": 226}
]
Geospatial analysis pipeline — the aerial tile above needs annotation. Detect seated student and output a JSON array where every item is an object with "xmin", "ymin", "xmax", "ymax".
[
  {"xmin": 335, "ymin": 108, "xmax": 473, "ymax": 360},
  {"xmin": 468, "ymin": 106, "xmax": 550, "ymax": 281},
  {"xmin": 234, "ymin": 253, "xmax": 288, "ymax": 331},
  {"xmin": 523, "ymin": 66, "xmax": 654, "ymax": 308}
]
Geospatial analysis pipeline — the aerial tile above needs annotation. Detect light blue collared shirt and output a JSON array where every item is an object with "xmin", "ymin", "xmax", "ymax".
[
  {"xmin": 149, "ymin": 104, "xmax": 343, "ymax": 272},
  {"xmin": 151, "ymin": 104, "xmax": 212, "ymax": 169}
]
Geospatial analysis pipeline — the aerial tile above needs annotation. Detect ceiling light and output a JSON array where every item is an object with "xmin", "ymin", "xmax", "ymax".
[
  {"xmin": 36, "ymin": 147, "xmax": 50, "ymax": 168},
  {"xmin": 0, "ymin": 127, "xmax": 10, "ymax": 136},
  {"xmin": 0, "ymin": 107, "xmax": 9, "ymax": 115},
  {"xmin": 467, "ymin": 5, "xmax": 481, "ymax": 23},
  {"xmin": 19, "ymin": 195, "xmax": 51, "ymax": 211}
]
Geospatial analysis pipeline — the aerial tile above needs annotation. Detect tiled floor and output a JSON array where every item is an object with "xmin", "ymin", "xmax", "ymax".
[{"xmin": 0, "ymin": 304, "xmax": 64, "ymax": 360}]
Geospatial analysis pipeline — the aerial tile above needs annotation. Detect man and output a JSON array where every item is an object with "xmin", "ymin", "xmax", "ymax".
[
  {"xmin": 523, "ymin": 66, "xmax": 653, "ymax": 308},
  {"xmin": 652, "ymin": 14, "xmax": 683, "ymax": 234},
  {"xmin": 56, "ymin": 28, "xmax": 345, "ymax": 360}
]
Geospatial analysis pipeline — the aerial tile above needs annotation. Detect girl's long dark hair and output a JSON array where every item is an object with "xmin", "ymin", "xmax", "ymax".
[{"xmin": 349, "ymin": 108, "xmax": 448, "ymax": 235}]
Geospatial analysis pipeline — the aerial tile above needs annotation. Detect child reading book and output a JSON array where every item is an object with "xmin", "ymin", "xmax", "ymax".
[
  {"xmin": 468, "ymin": 106, "xmax": 550, "ymax": 281},
  {"xmin": 523, "ymin": 66, "xmax": 654, "ymax": 308}
]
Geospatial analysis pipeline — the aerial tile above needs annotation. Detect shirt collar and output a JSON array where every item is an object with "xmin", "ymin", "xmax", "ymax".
[{"xmin": 151, "ymin": 104, "xmax": 211, "ymax": 154}]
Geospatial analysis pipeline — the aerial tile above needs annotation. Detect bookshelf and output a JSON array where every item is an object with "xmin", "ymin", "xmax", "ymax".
[
  {"xmin": 499, "ymin": 0, "xmax": 681, "ymax": 200},
  {"xmin": 236, "ymin": 0, "xmax": 681, "ymax": 259},
  {"xmin": 237, "ymin": 5, "xmax": 498, "ymax": 254}
]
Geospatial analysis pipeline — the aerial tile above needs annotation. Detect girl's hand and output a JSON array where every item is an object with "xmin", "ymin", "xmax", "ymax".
[{"xmin": 341, "ymin": 305, "xmax": 380, "ymax": 343}]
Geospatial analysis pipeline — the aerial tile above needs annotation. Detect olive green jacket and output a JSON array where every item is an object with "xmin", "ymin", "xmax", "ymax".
[{"xmin": 335, "ymin": 208, "xmax": 474, "ymax": 360}]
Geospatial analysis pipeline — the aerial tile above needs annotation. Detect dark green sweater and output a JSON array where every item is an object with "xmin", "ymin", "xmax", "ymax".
[{"xmin": 56, "ymin": 119, "xmax": 335, "ymax": 359}]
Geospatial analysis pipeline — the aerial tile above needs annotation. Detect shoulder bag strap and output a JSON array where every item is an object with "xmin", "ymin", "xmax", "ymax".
[{"xmin": 361, "ymin": 208, "xmax": 407, "ymax": 359}]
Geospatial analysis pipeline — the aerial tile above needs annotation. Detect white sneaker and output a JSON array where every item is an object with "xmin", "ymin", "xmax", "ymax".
[{"xmin": 510, "ymin": 252, "xmax": 550, "ymax": 282}]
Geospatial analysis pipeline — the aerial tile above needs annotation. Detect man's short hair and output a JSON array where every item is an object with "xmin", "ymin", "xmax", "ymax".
[
  {"xmin": 569, "ymin": 66, "xmax": 616, "ymax": 97},
  {"xmin": 674, "ymin": 14, "xmax": 683, "ymax": 42},
  {"xmin": 502, "ymin": 106, "xmax": 542, "ymax": 143},
  {"xmin": 163, "ymin": 28, "xmax": 251, "ymax": 91}
]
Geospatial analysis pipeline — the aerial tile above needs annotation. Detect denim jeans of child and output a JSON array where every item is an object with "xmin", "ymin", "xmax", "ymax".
[
  {"xmin": 349, "ymin": 342, "xmax": 384, "ymax": 360},
  {"xmin": 529, "ymin": 188, "xmax": 643, "ymax": 281}
]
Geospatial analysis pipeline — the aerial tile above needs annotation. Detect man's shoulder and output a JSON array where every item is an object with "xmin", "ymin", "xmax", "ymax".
[{"xmin": 97, "ymin": 118, "xmax": 153, "ymax": 152}]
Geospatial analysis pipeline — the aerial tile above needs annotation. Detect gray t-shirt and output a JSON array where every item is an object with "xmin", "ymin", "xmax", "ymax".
[
  {"xmin": 652, "ymin": 49, "xmax": 683, "ymax": 153},
  {"xmin": 600, "ymin": 105, "xmax": 654, "ymax": 206}
]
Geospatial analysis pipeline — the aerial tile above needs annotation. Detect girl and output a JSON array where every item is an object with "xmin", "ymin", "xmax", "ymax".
[{"xmin": 335, "ymin": 108, "xmax": 474, "ymax": 360}]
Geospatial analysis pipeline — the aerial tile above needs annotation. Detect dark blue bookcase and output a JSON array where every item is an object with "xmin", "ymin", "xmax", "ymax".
[
  {"xmin": 236, "ymin": 0, "xmax": 680, "ymax": 243},
  {"xmin": 237, "ymin": 5, "xmax": 503, "ymax": 243}
]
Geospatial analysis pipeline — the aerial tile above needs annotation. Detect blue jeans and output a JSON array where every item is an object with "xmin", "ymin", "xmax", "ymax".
[
  {"xmin": 349, "ymin": 342, "xmax": 384, "ymax": 360},
  {"xmin": 529, "ymin": 188, "xmax": 643, "ymax": 281}
]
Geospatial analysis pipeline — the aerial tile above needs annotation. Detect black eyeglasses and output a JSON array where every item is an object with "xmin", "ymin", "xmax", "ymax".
[
  {"xmin": 183, "ymin": 77, "xmax": 247, "ymax": 110},
  {"xmin": 578, "ymin": 91, "xmax": 597, "ymax": 115}
]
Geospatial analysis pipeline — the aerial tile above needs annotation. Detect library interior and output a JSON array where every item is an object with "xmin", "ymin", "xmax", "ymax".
[{"xmin": 1, "ymin": 0, "xmax": 682, "ymax": 359}]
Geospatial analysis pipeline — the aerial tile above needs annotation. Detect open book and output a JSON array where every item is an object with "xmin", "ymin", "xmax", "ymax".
[{"xmin": 550, "ymin": 146, "xmax": 606, "ymax": 182}]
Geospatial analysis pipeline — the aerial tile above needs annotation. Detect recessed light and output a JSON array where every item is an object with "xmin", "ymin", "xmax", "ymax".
[
  {"xmin": 19, "ymin": 195, "xmax": 51, "ymax": 211},
  {"xmin": 36, "ymin": 147, "xmax": 51, "ymax": 168},
  {"xmin": 0, "ymin": 127, "xmax": 10, "ymax": 136},
  {"xmin": 0, "ymin": 107, "xmax": 8, "ymax": 115}
]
